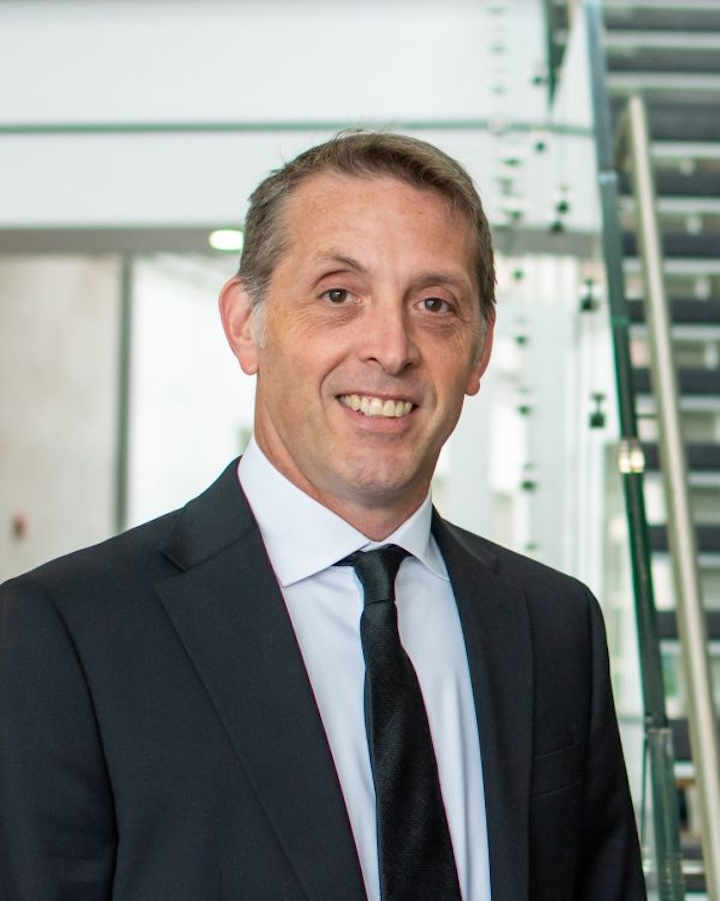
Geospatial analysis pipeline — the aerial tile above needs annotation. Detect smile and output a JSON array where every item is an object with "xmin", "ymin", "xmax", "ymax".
[{"xmin": 339, "ymin": 394, "xmax": 414, "ymax": 418}]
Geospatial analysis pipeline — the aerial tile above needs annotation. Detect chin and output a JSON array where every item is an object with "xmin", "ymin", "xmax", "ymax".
[{"xmin": 336, "ymin": 460, "xmax": 427, "ymax": 505}]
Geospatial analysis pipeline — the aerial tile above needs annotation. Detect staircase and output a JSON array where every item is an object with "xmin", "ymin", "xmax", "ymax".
[{"xmin": 591, "ymin": 0, "xmax": 720, "ymax": 896}]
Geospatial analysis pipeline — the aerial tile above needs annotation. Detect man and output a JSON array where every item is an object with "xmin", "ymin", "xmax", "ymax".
[{"xmin": 0, "ymin": 132, "xmax": 645, "ymax": 899}]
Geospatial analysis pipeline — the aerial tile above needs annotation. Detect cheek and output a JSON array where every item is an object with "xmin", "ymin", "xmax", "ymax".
[
  {"xmin": 258, "ymin": 349, "xmax": 327, "ymax": 421},
  {"xmin": 436, "ymin": 352, "xmax": 479, "ymax": 396},
  {"xmin": 431, "ymin": 369, "xmax": 476, "ymax": 434}
]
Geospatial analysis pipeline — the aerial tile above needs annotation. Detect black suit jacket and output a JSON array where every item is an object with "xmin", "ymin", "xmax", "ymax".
[{"xmin": 0, "ymin": 460, "xmax": 645, "ymax": 900}]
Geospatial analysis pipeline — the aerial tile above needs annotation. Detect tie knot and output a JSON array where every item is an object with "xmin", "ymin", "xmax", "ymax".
[{"xmin": 338, "ymin": 545, "xmax": 409, "ymax": 606}]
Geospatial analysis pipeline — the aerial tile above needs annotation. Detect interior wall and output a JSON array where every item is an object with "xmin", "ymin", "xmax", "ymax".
[
  {"xmin": 128, "ymin": 255, "xmax": 255, "ymax": 526},
  {"xmin": 0, "ymin": 0, "xmax": 604, "ymax": 579},
  {"xmin": 0, "ymin": 256, "xmax": 120, "ymax": 579},
  {"xmin": 0, "ymin": 0, "xmax": 597, "ymax": 235}
]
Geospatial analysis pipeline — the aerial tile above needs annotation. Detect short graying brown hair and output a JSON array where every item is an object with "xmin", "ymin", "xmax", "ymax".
[{"xmin": 238, "ymin": 130, "xmax": 496, "ymax": 329}]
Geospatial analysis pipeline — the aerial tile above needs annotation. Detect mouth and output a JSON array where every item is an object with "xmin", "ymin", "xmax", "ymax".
[{"xmin": 339, "ymin": 394, "xmax": 414, "ymax": 419}]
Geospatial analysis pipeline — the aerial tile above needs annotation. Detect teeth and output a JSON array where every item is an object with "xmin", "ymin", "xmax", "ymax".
[{"xmin": 340, "ymin": 395, "xmax": 413, "ymax": 418}]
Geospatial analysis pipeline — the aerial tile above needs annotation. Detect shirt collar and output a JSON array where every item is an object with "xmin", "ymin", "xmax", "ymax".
[{"xmin": 237, "ymin": 438, "xmax": 448, "ymax": 587}]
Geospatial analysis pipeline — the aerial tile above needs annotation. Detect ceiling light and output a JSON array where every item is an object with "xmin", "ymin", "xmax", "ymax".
[{"xmin": 209, "ymin": 229, "xmax": 244, "ymax": 252}]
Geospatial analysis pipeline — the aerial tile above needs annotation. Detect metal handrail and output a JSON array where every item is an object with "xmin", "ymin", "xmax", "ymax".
[{"xmin": 618, "ymin": 93, "xmax": 720, "ymax": 901}]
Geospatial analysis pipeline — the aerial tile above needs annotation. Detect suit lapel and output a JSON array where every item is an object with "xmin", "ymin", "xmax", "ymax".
[
  {"xmin": 151, "ymin": 463, "xmax": 534, "ymax": 899},
  {"xmin": 155, "ymin": 463, "xmax": 366, "ymax": 901},
  {"xmin": 433, "ymin": 514, "xmax": 533, "ymax": 901}
]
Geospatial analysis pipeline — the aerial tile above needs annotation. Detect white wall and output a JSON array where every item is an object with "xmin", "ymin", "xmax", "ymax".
[
  {"xmin": 128, "ymin": 254, "xmax": 255, "ymax": 525},
  {"xmin": 0, "ymin": 0, "xmax": 605, "ymax": 574},
  {"xmin": 0, "ymin": 257, "xmax": 120, "ymax": 578},
  {"xmin": 0, "ymin": 0, "xmax": 598, "ymax": 233}
]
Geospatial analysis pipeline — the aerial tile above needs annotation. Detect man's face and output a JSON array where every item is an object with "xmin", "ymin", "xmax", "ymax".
[{"xmin": 221, "ymin": 172, "xmax": 494, "ymax": 537}]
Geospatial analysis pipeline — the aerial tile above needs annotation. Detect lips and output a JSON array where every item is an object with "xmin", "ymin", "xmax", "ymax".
[{"xmin": 339, "ymin": 394, "xmax": 414, "ymax": 418}]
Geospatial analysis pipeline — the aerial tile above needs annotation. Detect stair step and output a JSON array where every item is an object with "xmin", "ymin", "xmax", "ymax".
[
  {"xmin": 672, "ymin": 719, "xmax": 704, "ymax": 764},
  {"xmin": 628, "ymin": 298, "xmax": 720, "ymax": 326},
  {"xmin": 670, "ymin": 717, "xmax": 720, "ymax": 764},
  {"xmin": 657, "ymin": 609, "xmax": 720, "ymax": 640},
  {"xmin": 634, "ymin": 367, "xmax": 720, "ymax": 396},
  {"xmin": 609, "ymin": 72, "xmax": 720, "ymax": 95},
  {"xmin": 608, "ymin": 47, "xmax": 720, "ymax": 76},
  {"xmin": 623, "ymin": 230, "xmax": 720, "ymax": 259},
  {"xmin": 620, "ymin": 169, "xmax": 720, "ymax": 199},
  {"xmin": 652, "ymin": 141, "xmax": 720, "ymax": 164},
  {"xmin": 606, "ymin": 32, "xmax": 720, "ymax": 54},
  {"xmin": 649, "ymin": 523, "xmax": 720, "ymax": 553},
  {"xmin": 625, "ymin": 256, "xmax": 720, "ymax": 279},
  {"xmin": 604, "ymin": 6, "xmax": 720, "ymax": 34},
  {"xmin": 612, "ymin": 97, "xmax": 720, "ymax": 142},
  {"xmin": 678, "ymin": 836, "xmax": 707, "ymax": 895},
  {"xmin": 643, "ymin": 442, "xmax": 720, "ymax": 472}
]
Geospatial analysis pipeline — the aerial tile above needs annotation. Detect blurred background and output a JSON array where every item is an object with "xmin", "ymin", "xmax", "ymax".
[
  {"xmin": 0, "ymin": 0, "xmax": 600, "ymax": 574},
  {"xmin": 2, "ymin": 1, "xmax": 720, "ymax": 895}
]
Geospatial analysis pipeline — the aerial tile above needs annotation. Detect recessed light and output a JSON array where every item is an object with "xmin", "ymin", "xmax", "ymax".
[{"xmin": 209, "ymin": 229, "xmax": 244, "ymax": 252}]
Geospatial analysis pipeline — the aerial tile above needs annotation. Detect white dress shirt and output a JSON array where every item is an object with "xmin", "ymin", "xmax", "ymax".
[{"xmin": 238, "ymin": 439, "xmax": 490, "ymax": 901}]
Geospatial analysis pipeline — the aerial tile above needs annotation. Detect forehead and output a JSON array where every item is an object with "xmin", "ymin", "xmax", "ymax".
[
  {"xmin": 279, "ymin": 172, "xmax": 475, "ymax": 258},
  {"xmin": 286, "ymin": 170, "xmax": 456, "ymax": 218}
]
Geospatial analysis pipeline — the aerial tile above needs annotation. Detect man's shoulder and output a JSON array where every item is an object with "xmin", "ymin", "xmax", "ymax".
[
  {"xmin": 439, "ymin": 515, "xmax": 591, "ymax": 602},
  {"xmin": 1, "ymin": 458, "xmax": 248, "ymax": 601},
  {"xmin": 2, "ymin": 507, "xmax": 183, "ymax": 599},
  {"xmin": 438, "ymin": 516, "xmax": 604, "ymax": 657}
]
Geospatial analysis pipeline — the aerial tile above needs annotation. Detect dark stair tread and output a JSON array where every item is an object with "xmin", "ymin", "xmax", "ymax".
[
  {"xmin": 681, "ymin": 838, "xmax": 704, "ymax": 862},
  {"xmin": 608, "ymin": 47, "xmax": 720, "ymax": 75},
  {"xmin": 643, "ymin": 441, "xmax": 720, "ymax": 471},
  {"xmin": 604, "ymin": 8, "xmax": 720, "ymax": 33},
  {"xmin": 612, "ymin": 97, "xmax": 720, "ymax": 142},
  {"xmin": 657, "ymin": 609, "xmax": 720, "ymax": 641},
  {"xmin": 623, "ymin": 230, "xmax": 720, "ymax": 259},
  {"xmin": 634, "ymin": 367, "xmax": 720, "ymax": 395},
  {"xmin": 679, "ymin": 836, "xmax": 707, "ymax": 894},
  {"xmin": 649, "ymin": 523, "xmax": 720, "ymax": 553},
  {"xmin": 620, "ymin": 170, "xmax": 720, "ymax": 199},
  {"xmin": 628, "ymin": 298, "xmax": 720, "ymax": 325},
  {"xmin": 685, "ymin": 874, "xmax": 707, "ymax": 894},
  {"xmin": 670, "ymin": 717, "xmax": 720, "ymax": 763}
]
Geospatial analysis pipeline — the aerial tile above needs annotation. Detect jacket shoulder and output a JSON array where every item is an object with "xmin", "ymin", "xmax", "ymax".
[
  {"xmin": 440, "ymin": 517, "xmax": 590, "ymax": 601},
  {"xmin": 1, "ymin": 507, "xmax": 182, "ymax": 600},
  {"xmin": 2, "ymin": 459, "xmax": 247, "ymax": 598}
]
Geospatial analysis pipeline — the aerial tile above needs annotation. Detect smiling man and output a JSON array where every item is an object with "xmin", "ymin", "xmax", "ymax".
[
  {"xmin": 220, "ymin": 170, "xmax": 492, "ymax": 540},
  {"xmin": 0, "ymin": 133, "xmax": 645, "ymax": 900}
]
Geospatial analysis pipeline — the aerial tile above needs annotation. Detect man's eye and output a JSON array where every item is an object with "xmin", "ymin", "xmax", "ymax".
[
  {"xmin": 421, "ymin": 297, "xmax": 451, "ymax": 313},
  {"xmin": 324, "ymin": 289, "xmax": 351, "ymax": 303}
]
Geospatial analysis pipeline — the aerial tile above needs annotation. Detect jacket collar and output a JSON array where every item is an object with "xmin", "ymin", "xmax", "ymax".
[{"xmin": 155, "ymin": 464, "xmax": 533, "ymax": 899}]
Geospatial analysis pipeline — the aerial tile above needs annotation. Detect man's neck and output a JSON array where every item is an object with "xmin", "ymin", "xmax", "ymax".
[{"xmin": 244, "ymin": 437, "xmax": 430, "ymax": 542}]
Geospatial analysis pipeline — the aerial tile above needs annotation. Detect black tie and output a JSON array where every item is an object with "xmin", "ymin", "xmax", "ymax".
[{"xmin": 339, "ymin": 546, "xmax": 462, "ymax": 900}]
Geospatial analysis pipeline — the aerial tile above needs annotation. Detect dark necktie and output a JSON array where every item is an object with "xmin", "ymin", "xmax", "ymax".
[{"xmin": 339, "ymin": 546, "xmax": 462, "ymax": 900}]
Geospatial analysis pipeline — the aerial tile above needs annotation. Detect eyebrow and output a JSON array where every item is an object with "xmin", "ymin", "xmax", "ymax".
[
  {"xmin": 312, "ymin": 250, "xmax": 471, "ymax": 293},
  {"xmin": 412, "ymin": 272, "xmax": 471, "ymax": 292},
  {"xmin": 311, "ymin": 251, "xmax": 368, "ymax": 274}
]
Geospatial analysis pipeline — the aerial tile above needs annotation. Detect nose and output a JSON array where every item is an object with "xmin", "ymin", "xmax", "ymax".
[{"xmin": 358, "ymin": 300, "xmax": 419, "ymax": 375}]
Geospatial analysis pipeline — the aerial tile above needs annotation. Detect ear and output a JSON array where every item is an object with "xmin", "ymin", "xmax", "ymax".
[
  {"xmin": 465, "ymin": 309, "xmax": 495, "ymax": 397},
  {"xmin": 219, "ymin": 277, "xmax": 260, "ymax": 375}
]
